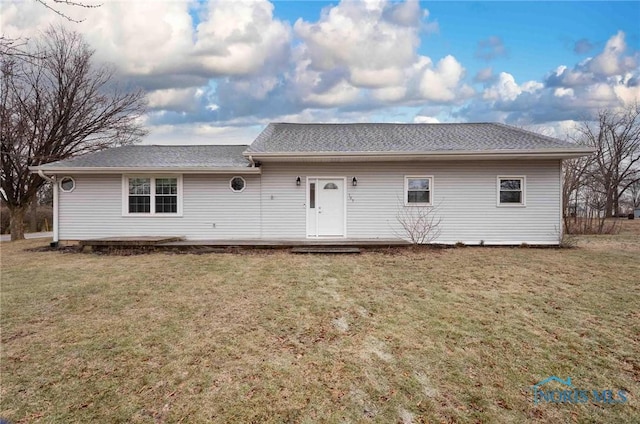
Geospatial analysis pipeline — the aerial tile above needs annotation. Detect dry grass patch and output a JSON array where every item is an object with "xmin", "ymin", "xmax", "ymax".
[{"xmin": 1, "ymin": 224, "xmax": 639, "ymax": 423}]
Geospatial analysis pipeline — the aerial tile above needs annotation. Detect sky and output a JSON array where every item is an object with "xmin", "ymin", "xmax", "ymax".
[{"xmin": 1, "ymin": 0, "xmax": 639, "ymax": 145}]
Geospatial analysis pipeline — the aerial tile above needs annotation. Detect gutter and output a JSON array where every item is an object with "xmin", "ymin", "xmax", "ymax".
[
  {"xmin": 28, "ymin": 166, "xmax": 262, "ymax": 175},
  {"xmin": 37, "ymin": 170, "xmax": 59, "ymax": 245},
  {"xmin": 242, "ymin": 148, "xmax": 596, "ymax": 162}
]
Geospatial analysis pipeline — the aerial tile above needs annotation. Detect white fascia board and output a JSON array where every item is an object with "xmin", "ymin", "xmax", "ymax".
[
  {"xmin": 29, "ymin": 166, "xmax": 262, "ymax": 175},
  {"xmin": 244, "ymin": 148, "xmax": 595, "ymax": 162}
]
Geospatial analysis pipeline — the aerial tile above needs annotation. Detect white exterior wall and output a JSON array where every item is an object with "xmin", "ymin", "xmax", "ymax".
[
  {"xmin": 260, "ymin": 160, "xmax": 562, "ymax": 244},
  {"xmin": 58, "ymin": 160, "xmax": 562, "ymax": 244},
  {"xmin": 58, "ymin": 174, "xmax": 261, "ymax": 240}
]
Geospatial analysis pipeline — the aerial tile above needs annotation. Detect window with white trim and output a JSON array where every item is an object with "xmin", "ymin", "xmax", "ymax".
[
  {"xmin": 498, "ymin": 176, "xmax": 525, "ymax": 206},
  {"xmin": 124, "ymin": 176, "xmax": 182, "ymax": 215},
  {"xmin": 154, "ymin": 178, "xmax": 178, "ymax": 213},
  {"xmin": 405, "ymin": 176, "xmax": 433, "ymax": 206},
  {"xmin": 230, "ymin": 176, "xmax": 246, "ymax": 192},
  {"xmin": 59, "ymin": 176, "xmax": 75, "ymax": 192}
]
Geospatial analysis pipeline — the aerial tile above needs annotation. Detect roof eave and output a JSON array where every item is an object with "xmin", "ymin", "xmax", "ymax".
[
  {"xmin": 29, "ymin": 166, "xmax": 262, "ymax": 175},
  {"xmin": 243, "ymin": 149, "xmax": 595, "ymax": 162}
]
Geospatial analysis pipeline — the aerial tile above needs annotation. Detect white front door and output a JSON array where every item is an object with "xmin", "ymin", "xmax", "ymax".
[{"xmin": 307, "ymin": 178, "xmax": 345, "ymax": 237}]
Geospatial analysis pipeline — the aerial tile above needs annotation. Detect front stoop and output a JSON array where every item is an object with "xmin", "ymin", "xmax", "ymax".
[{"xmin": 291, "ymin": 247, "xmax": 361, "ymax": 254}]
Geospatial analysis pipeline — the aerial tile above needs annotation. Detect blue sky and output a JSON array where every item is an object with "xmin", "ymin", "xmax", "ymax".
[
  {"xmin": 420, "ymin": 1, "xmax": 639, "ymax": 79},
  {"xmin": 2, "ymin": 0, "xmax": 639, "ymax": 143}
]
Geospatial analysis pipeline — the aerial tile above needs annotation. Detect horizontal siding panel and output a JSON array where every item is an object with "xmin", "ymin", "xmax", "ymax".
[
  {"xmin": 59, "ymin": 174, "xmax": 260, "ymax": 240},
  {"xmin": 58, "ymin": 160, "xmax": 561, "ymax": 244},
  {"xmin": 260, "ymin": 160, "xmax": 561, "ymax": 244}
]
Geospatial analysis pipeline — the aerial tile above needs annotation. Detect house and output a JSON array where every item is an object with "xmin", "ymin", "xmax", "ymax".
[{"xmin": 30, "ymin": 123, "xmax": 594, "ymax": 245}]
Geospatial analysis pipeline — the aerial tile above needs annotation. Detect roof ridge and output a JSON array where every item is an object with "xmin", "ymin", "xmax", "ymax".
[
  {"xmin": 270, "ymin": 122, "xmax": 495, "ymax": 126},
  {"xmin": 245, "ymin": 121, "xmax": 592, "ymax": 155}
]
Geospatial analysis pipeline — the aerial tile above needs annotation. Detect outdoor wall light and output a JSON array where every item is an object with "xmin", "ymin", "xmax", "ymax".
[
  {"xmin": 296, "ymin": 176, "xmax": 301, "ymax": 186},
  {"xmin": 352, "ymin": 177, "xmax": 358, "ymax": 186}
]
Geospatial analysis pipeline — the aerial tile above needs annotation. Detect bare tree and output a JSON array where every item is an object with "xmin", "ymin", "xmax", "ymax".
[
  {"xmin": 562, "ymin": 155, "xmax": 592, "ymax": 223},
  {"xmin": 394, "ymin": 199, "xmax": 442, "ymax": 244},
  {"xmin": 627, "ymin": 179, "xmax": 640, "ymax": 210},
  {"xmin": 575, "ymin": 105, "xmax": 640, "ymax": 217},
  {"xmin": 1, "ymin": 26, "xmax": 146, "ymax": 240}
]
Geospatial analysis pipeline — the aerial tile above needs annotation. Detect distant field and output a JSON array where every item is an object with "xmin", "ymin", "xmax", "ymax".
[{"xmin": 1, "ymin": 221, "xmax": 639, "ymax": 423}]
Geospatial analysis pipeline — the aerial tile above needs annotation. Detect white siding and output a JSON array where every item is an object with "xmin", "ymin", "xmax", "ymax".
[
  {"xmin": 58, "ymin": 160, "xmax": 562, "ymax": 244},
  {"xmin": 259, "ymin": 160, "xmax": 562, "ymax": 244},
  {"xmin": 58, "ymin": 174, "xmax": 261, "ymax": 240}
]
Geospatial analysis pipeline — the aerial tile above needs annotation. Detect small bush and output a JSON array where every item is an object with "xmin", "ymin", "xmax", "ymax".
[{"xmin": 564, "ymin": 217, "xmax": 621, "ymax": 235}]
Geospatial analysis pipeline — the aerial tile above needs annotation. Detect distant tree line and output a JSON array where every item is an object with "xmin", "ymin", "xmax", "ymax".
[{"xmin": 563, "ymin": 105, "xmax": 640, "ymax": 234}]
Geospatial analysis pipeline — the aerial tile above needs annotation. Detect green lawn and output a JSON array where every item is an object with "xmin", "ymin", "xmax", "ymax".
[{"xmin": 1, "ymin": 223, "xmax": 639, "ymax": 423}]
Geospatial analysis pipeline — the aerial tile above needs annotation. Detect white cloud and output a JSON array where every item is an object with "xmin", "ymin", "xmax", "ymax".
[
  {"xmin": 413, "ymin": 115, "xmax": 440, "ymax": 123},
  {"xmin": 289, "ymin": 0, "xmax": 469, "ymax": 109},
  {"xmin": 293, "ymin": 0, "xmax": 421, "ymax": 84},
  {"xmin": 419, "ymin": 55, "xmax": 469, "ymax": 102},
  {"xmin": 585, "ymin": 83, "xmax": 618, "ymax": 103},
  {"xmin": 303, "ymin": 80, "xmax": 361, "ymax": 107},
  {"xmin": 589, "ymin": 31, "xmax": 634, "ymax": 76},
  {"xmin": 613, "ymin": 81, "xmax": 640, "ymax": 105},
  {"xmin": 525, "ymin": 121, "xmax": 579, "ymax": 140},
  {"xmin": 194, "ymin": 0, "xmax": 290, "ymax": 75},
  {"xmin": 554, "ymin": 87, "xmax": 574, "ymax": 98},
  {"xmin": 469, "ymin": 31, "xmax": 639, "ymax": 126},
  {"xmin": 371, "ymin": 86, "xmax": 408, "ymax": 102},
  {"xmin": 483, "ymin": 72, "xmax": 522, "ymax": 101},
  {"xmin": 4, "ymin": 1, "xmax": 638, "ymax": 142},
  {"xmin": 350, "ymin": 67, "xmax": 405, "ymax": 89},
  {"xmin": 1, "ymin": 0, "xmax": 290, "ymax": 78},
  {"xmin": 147, "ymin": 88, "xmax": 204, "ymax": 112},
  {"xmin": 143, "ymin": 123, "xmax": 262, "ymax": 145}
]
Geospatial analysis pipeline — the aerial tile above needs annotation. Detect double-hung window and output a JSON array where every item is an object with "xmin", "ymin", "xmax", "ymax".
[
  {"xmin": 155, "ymin": 178, "xmax": 178, "ymax": 213},
  {"xmin": 405, "ymin": 176, "xmax": 433, "ymax": 206},
  {"xmin": 124, "ymin": 176, "xmax": 182, "ymax": 216},
  {"xmin": 498, "ymin": 176, "xmax": 525, "ymax": 206}
]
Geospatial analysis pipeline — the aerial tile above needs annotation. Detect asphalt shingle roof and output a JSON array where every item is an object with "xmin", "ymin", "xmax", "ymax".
[
  {"xmin": 245, "ymin": 122, "xmax": 584, "ymax": 154},
  {"xmin": 39, "ymin": 145, "xmax": 251, "ymax": 169},
  {"xmin": 36, "ymin": 123, "xmax": 591, "ymax": 170}
]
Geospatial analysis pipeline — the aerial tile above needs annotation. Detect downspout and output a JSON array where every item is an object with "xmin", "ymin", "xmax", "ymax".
[
  {"xmin": 37, "ymin": 170, "xmax": 59, "ymax": 246},
  {"xmin": 248, "ymin": 155, "xmax": 263, "ymax": 239}
]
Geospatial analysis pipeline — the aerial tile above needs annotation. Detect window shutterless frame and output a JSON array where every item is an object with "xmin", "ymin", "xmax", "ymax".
[
  {"xmin": 121, "ymin": 175, "xmax": 183, "ymax": 216},
  {"xmin": 497, "ymin": 176, "xmax": 526, "ymax": 207},
  {"xmin": 229, "ymin": 176, "xmax": 246, "ymax": 192},
  {"xmin": 404, "ymin": 175, "xmax": 433, "ymax": 206},
  {"xmin": 59, "ymin": 176, "xmax": 76, "ymax": 193}
]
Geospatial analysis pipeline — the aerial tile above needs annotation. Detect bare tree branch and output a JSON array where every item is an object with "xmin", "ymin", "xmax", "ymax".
[
  {"xmin": 34, "ymin": 0, "xmax": 102, "ymax": 23},
  {"xmin": 1, "ymin": 0, "xmax": 102, "ymax": 56}
]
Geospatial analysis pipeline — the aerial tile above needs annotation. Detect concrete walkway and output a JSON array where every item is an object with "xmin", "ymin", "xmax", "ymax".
[{"xmin": 0, "ymin": 232, "xmax": 53, "ymax": 242}]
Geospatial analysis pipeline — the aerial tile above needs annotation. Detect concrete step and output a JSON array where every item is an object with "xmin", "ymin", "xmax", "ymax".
[{"xmin": 291, "ymin": 247, "xmax": 361, "ymax": 254}]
